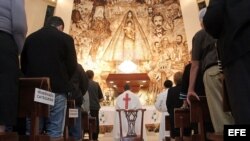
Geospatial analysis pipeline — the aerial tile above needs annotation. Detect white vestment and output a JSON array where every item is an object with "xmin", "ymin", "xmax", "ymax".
[
  {"xmin": 113, "ymin": 90, "xmax": 147, "ymax": 141},
  {"xmin": 154, "ymin": 89, "xmax": 170, "ymax": 141}
]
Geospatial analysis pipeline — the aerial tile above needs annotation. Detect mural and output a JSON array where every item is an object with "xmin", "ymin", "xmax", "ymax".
[{"xmin": 70, "ymin": 0, "xmax": 189, "ymax": 105}]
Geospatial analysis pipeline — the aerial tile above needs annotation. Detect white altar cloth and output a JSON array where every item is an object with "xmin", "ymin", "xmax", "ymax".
[{"xmin": 98, "ymin": 105, "xmax": 163, "ymax": 125}]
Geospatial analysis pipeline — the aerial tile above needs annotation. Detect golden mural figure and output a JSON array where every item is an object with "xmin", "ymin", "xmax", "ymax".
[
  {"xmin": 89, "ymin": 5, "xmax": 111, "ymax": 61},
  {"xmin": 102, "ymin": 10, "xmax": 152, "ymax": 62},
  {"xmin": 69, "ymin": 1, "xmax": 190, "ymax": 105},
  {"xmin": 123, "ymin": 11, "xmax": 136, "ymax": 60},
  {"xmin": 70, "ymin": 9, "xmax": 90, "ymax": 60}
]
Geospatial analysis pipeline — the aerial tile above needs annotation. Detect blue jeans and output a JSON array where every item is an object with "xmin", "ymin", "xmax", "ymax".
[
  {"xmin": 69, "ymin": 107, "xmax": 82, "ymax": 140},
  {"xmin": 46, "ymin": 93, "xmax": 67, "ymax": 138},
  {"xmin": 25, "ymin": 93, "xmax": 67, "ymax": 137}
]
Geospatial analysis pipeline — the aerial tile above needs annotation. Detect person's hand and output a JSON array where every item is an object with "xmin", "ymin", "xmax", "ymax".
[
  {"xmin": 187, "ymin": 91, "xmax": 200, "ymax": 105},
  {"xmin": 180, "ymin": 100, "xmax": 189, "ymax": 109}
]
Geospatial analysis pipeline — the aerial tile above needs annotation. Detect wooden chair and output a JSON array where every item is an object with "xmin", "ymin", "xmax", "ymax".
[
  {"xmin": 165, "ymin": 115, "xmax": 171, "ymax": 141},
  {"xmin": 116, "ymin": 108, "xmax": 146, "ymax": 141},
  {"xmin": 174, "ymin": 108, "xmax": 192, "ymax": 141},
  {"xmin": 18, "ymin": 77, "xmax": 51, "ymax": 141},
  {"xmin": 81, "ymin": 111, "xmax": 96, "ymax": 141},
  {"xmin": 64, "ymin": 100, "xmax": 77, "ymax": 141},
  {"xmin": 0, "ymin": 132, "xmax": 18, "ymax": 141},
  {"xmin": 189, "ymin": 96, "xmax": 210, "ymax": 141},
  {"xmin": 189, "ymin": 96, "xmax": 223, "ymax": 141}
]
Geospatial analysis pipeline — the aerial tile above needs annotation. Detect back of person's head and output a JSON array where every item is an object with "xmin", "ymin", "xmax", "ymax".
[
  {"xmin": 86, "ymin": 70, "xmax": 94, "ymax": 79},
  {"xmin": 164, "ymin": 80, "xmax": 173, "ymax": 88},
  {"xmin": 45, "ymin": 16, "xmax": 64, "ymax": 29},
  {"xmin": 124, "ymin": 83, "xmax": 130, "ymax": 91},
  {"xmin": 199, "ymin": 7, "xmax": 207, "ymax": 23},
  {"xmin": 173, "ymin": 71, "xmax": 183, "ymax": 86}
]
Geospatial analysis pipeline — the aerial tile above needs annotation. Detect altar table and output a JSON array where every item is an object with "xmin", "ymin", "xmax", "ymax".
[{"xmin": 98, "ymin": 105, "xmax": 165, "ymax": 126}]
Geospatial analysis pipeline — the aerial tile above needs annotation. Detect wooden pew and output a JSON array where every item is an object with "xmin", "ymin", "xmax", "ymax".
[
  {"xmin": 189, "ymin": 96, "xmax": 207, "ymax": 141},
  {"xmin": 174, "ymin": 108, "xmax": 192, "ymax": 141},
  {"xmin": 0, "ymin": 132, "xmax": 18, "ymax": 141},
  {"xmin": 64, "ymin": 100, "xmax": 76, "ymax": 141},
  {"xmin": 206, "ymin": 132, "xmax": 223, "ymax": 141},
  {"xmin": 189, "ymin": 96, "xmax": 223, "ymax": 141},
  {"xmin": 18, "ymin": 77, "xmax": 51, "ymax": 141},
  {"xmin": 82, "ymin": 111, "xmax": 97, "ymax": 141}
]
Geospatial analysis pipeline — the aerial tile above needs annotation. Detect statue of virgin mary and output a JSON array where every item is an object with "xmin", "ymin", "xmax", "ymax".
[{"xmin": 102, "ymin": 10, "xmax": 152, "ymax": 62}]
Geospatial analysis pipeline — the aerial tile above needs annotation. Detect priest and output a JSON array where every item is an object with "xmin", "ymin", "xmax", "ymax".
[{"xmin": 113, "ymin": 84, "xmax": 147, "ymax": 141}]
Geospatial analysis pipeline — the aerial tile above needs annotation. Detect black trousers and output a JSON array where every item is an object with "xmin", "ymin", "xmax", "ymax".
[
  {"xmin": 0, "ymin": 31, "xmax": 19, "ymax": 126},
  {"xmin": 90, "ymin": 109, "xmax": 100, "ymax": 140},
  {"xmin": 224, "ymin": 52, "xmax": 250, "ymax": 124}
]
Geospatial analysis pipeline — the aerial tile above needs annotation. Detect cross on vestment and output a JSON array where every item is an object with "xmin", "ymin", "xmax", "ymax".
[{"xmin": 123, "ymin": 93, "xmax": 131, "ymax": 109}]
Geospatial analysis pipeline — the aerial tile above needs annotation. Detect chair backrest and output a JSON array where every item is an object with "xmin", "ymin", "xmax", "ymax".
[
  {"xmin": 116, "ymin": 108, "xmax": 146, "ymax": 141},
  {"xmin": 18, "ymin": 77, "xmax": 50, "ymax": 118},
  {"xmin": 174, "ymin": 108, "xmax": 191, "ymax": 140},
  {"xmin": 174, "ymin": 108, "xmax": 190, "ymax": 129},
  {"xmin": 18, "ymin": 77, "xmax": 51, "ymax": 141},
  {"xmin": 65, "ymin": 100, "xmax": 76, "ymax": 127},
  {"xmin": 0, "ymin": 132, "xmax": 18, "ymax": 141},
  {"xmin": 64, "ymin": 100, "xmax": 76, "ymax": 141},
  {"xmin": 189, "ymin": 96, "xmax": 212, "ymax": 141},
  {"xmin": 190, "ymin": 96, "xmax": 224, "ymax": 141}
]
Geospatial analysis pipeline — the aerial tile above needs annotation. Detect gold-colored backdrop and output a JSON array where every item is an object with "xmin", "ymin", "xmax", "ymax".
[{"xmin": 69, "ymin": 0, "xmax": 189, "ymax": 105}]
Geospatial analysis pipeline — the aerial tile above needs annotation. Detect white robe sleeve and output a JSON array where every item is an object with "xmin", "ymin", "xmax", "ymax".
[{"xmin": 154, "ymin": 89, "xmax": 168, "ymax": 112}]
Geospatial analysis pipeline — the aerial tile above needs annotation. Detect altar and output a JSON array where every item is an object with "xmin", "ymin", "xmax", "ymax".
[{"xmin": 98, "ymin": 105, "xmax": 166, "ymax": 133}]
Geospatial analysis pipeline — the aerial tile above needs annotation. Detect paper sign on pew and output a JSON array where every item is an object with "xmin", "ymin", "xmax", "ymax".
[
  {"xmin": 69, "ymin": 108, "xmax": 78, "ymax": 118},
  {"xmin": 34, "ymin": 88, "xmax": 55, "ymax": 106}
]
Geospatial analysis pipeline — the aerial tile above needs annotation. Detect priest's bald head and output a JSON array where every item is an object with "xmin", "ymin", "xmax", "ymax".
[{"xmin": 124, "ymin": 84, "xmax": 130, "ymax": 91}]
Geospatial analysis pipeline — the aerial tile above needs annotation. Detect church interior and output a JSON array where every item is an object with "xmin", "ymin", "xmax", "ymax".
[
  {"xmin": 22, "ymin": 0, "xmax": 210, "ymax": 141},
  {"xmin": 26, "ymin": 0, "xmax": 208, "ymax": 104}
]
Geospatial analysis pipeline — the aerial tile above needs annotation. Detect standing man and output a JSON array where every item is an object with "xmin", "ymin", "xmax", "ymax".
[
  {"xmin": 203, "ymin": 0, "xmax": 250, "ymax": 124},
  {"xmin": 21, "ymin": 16, "xmax": 77, "ymax": 141},
  {"xmin": 0, "ymin": 0, "xmax": 27, "ymax": 132},
  {"xmin": 86, "ymin": 70, "xmax": 104, "ymax": 141},
  {"xmin": 187, "ymin": 8, "xmax": 234, "ymax": 132}
]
